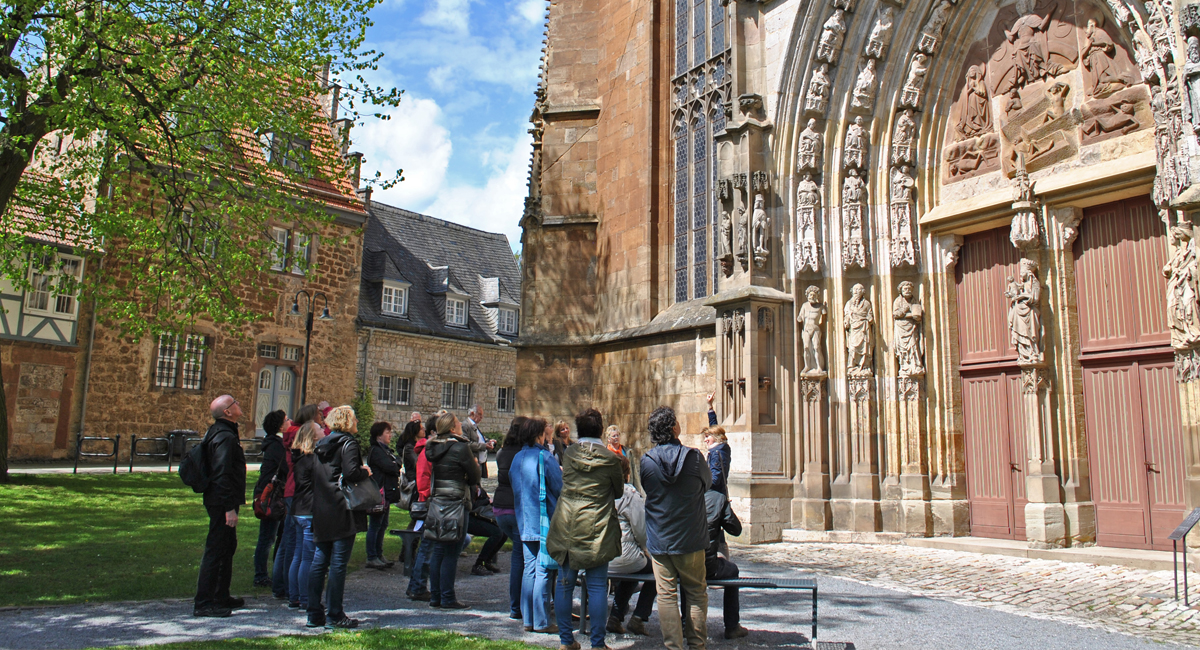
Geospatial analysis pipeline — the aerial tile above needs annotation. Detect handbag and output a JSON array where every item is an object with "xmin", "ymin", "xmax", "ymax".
[
  {"xmin": 423, "ymin": 493, "xmax": 469, "ymax": 543},
  {"xmin": 253, "ymin": 475, "xmax": 286, "ymax": 520},
  {"xmin": 396, "ymin": 472, "xmax": 417, "ymax": 510},
  {"xmin": 366, "ymin": 483, "xmax": 387, "ymax": 515},
  {"xmin": 536, "ymin": 450, "xmax": 559, "ymax": 571},
  {"xmin": 409, "ymin": 499, "xmax": 429, "ymax": 520},
  {"xmin": 339, "ymin": 473, "xmax": 383, "ymax": 512}
]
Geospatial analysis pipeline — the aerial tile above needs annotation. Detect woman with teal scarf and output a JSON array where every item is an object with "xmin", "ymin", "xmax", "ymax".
[{"xmin": 511, "ymin": 417, "xmax": 563, "ymax": 633}]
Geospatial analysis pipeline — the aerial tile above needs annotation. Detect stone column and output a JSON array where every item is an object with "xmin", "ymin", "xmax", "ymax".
[
  {"xmin": 794, "ymin": 374, "xmax": 831, "ymax": 529},
  {"xmin": 925, "ymin": 233, "xmax": 968, "ymax": 536},
  {"xmin": 898, "ymin": 375, "xmax": 932, "ymax": 535},
  {"xmin": 843, "ymin": 373, "xmax": 881, "ymax": 531},
  {"xmin": 1020, "ymin": 363, "xmax": 1067, "ymax": 547}
]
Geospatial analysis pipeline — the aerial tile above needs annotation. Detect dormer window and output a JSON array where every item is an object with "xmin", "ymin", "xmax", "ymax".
[
  {"xmin": 381, "ymin": 282, "xmax": 408, "ymax": 316},
  {"xmin": 446, "ymin": 297, "xmax": 467, "ymax": 326},
  {"xmin": 498, "ymin": 307, "xmax": 518, "ymax": 335}
]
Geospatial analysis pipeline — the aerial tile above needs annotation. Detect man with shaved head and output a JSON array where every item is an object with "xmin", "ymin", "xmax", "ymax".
[{"xmin": 194, "ymin": 394, "xmax": 248, "ymax": 618}]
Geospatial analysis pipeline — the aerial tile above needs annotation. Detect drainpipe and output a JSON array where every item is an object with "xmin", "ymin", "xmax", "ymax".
[
  {"xmin": 359, "ymin": 327, "xmax": 372, "ymax": 390},
  {"xmin": 76, "ymin": 254, "xmax": 103, "ymax": 444}
]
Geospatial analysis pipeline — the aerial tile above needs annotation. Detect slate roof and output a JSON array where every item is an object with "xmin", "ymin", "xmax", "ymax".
[{"xmin": 358, "ymin": 201, "xmax": 521, "ymax": 345}]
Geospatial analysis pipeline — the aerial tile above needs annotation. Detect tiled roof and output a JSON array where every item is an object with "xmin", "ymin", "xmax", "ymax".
[
  {"xmin": 358, "ymin": 201, "xmax": 521, "ymax": 345},
  {"xmin": 2, "ymin": 174, "xmax": 96, "ymax": 250}
]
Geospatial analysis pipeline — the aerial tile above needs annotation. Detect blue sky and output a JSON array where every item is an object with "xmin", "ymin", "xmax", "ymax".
[{"xmin": 350, "ymin": 0, "xmax": 546, "ymax": 252}]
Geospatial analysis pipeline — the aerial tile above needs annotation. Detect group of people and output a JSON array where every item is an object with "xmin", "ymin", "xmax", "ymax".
[{"xmin": 192, "ymin": 389, "xmax": 746, "ymax": 650}]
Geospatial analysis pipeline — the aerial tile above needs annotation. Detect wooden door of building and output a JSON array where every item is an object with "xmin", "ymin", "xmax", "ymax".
[
  {"xmin": 957, "ymin": 227, "xmax": 1026, "ymax": 539},
  {"xmin": 255, "ymin": 365, "xmax": 296, "ymax": 435},
  {"xmin": 1075, "ymin": 196, "xmax": 1185, "ymax": 550}
]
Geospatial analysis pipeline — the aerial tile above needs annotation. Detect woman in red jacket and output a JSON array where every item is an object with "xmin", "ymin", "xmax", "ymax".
[{"xmin": 406, "ymin": 411, "xmax": 442, "ymax": 600}]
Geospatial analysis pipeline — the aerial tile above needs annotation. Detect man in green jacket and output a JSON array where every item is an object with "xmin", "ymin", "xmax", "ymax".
[{"xmin": 547, "ymin": 408, "xmax": 623, "ymax": 650}]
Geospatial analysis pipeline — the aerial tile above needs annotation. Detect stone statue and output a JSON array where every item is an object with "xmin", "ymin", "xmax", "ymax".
[
  {"xmin": 796, "ymin": 175, "xmax": 821, "ymax": 273},
  {"xmin": 865, "ymin": 7, "xmax": 894, "ymax": 59},
  {"xmin": 806, "ymin": 63, "xmax": 832, "ymax": 114},
  {"xmin": 900, "ymin": 53, "xmax": 929, "ymax": 108},
  {"xmin": 798, "ymin": 119, "xmax": 823, "ymax": 171},
  {"xmin": 917, "ymin": 0, "xmax": 954, "ymax": 54},
  {"xmin": 1082, "ymin": 18, "xmax": 1129, "ymax": 97},
  {"xmin": 890, "ymin": 165, "xmax": 917, "ymax": 267},
  {"xmin": 817, "ymin": 9, "xmax": 848, "ymax": 65},
  {"xmin": 1163, "ymin": 226, "xmax": 1200, "ymax": 349},
  {"xmin": 718, "ymin": 207, "xmax": 733, "ymax": 259},
  {"xmin": 955, "ymin": 64, "xmax": 992, "ymax": 139},
  {"xmin": 1081, "ymin": 96, "xmax": 1140, "ymax": 138},
  {"xmin": 1005, "ymin": 257, "xmax": 1044, "ymax": 365},
  {"xmin": 844, "ymin": 116, "xmax": 868, "ymax": 170},
  {"xmin": 1045, "ymin": 81, "xmax": 1070, "ymax": 121},
  {"xmin": 1004, "ymin": 8, "xmax": 1060, "ymax": 90},
  {"xmin": 844, "ymin": 283, "xmax": 875, "ymax": 375},
  {"xmin": 797, "ymin": 285, "xmax": 828, "ymax": 375},
  {"xmin": 752, "ymin": 193, "xmax": 769, "ymax": 267},
  {"xmin": 735, "ymin": 206, "xmax": 748, "ymax": 261},
  {"xmin": 842, "ymin": 170, "xmax": 868, "ymax": 269},
  {"xmin": 892, "ymin": 109, "xmax": 916, "ymax": 165},
  {"xmin": 893, "ymin": 281, "xmax": 925, "ymax": 377},
  {"xmin": 851, "ymin": 59, "xmax": 878, "ymax": 112},
  {"xmin": 1186, "ymin": 36, "xmax": 1200, "ymax": 131}
]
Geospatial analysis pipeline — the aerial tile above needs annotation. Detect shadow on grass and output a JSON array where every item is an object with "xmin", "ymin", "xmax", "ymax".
[{"xmin": 0, "ymin": 474, "xmax": 409, "ymax": 607}]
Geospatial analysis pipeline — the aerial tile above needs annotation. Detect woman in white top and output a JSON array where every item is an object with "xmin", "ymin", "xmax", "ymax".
[{"xmin": 606, "ymin": 456, "xmax": 656, "ymax": 636}]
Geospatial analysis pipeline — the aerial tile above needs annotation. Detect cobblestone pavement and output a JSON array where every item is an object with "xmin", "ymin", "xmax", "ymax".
[{"xmin": 735, "ymin": 541, "xmax": 1200, "ymax": 647}]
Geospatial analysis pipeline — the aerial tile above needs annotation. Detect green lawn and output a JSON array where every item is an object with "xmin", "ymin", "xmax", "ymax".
[
  {"xmin": 0, "ymin": 472, "xmax": 410, "ymax": 607},
  {"xmin": 85, "ymin": 629, "xmax": 541, "ymax": 650}
]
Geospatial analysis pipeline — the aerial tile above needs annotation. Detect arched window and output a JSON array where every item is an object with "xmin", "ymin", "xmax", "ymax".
[
  {"xmin": 692, "ymin": 115, "xmax": 708, "ymax": 299},
  {"xmin": 674, "ymin": 120, "xmax": 690, "ymax": 304}
]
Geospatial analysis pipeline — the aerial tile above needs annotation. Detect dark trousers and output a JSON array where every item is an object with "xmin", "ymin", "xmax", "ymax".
[
  {"xmin": 253, "ymin": 516, "xmax": 280, "ymax": 582},
  {"xmin": 495, "ymin": 512, "xmax": 523, "ymax": 616},
  {"xmin": 195, "ymin": 505, "xmax": 237, "ymax": 609},
  {"xmin": 428, "ymin": 539, "xmax": 462, "ymax": 605},
  {"xmin": 612, "ymin": 558, "xmax": 657, "ymax": 622},
  {"xmin": 366, "ymin": 506, "xmax": 390, "ymax": 561},
  {"xmin": 703, "ymin": 557, "xmax": 740, "ymax": 629},
  {"xmin": 467, "ymin": 516, "xmax": 506, "ymax": 565},
  {"xmin": 308, "ymin": 535, "xmax": 355, "ymax": 621},
  {"xmin": 271, "ymin": 497, "xmax": 294, "ymax": 597}
]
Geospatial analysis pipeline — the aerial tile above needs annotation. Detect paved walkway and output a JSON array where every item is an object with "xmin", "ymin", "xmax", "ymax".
[{"xmin": 0, "ymin": 543, "xmax": 1194, "ymax": 650}]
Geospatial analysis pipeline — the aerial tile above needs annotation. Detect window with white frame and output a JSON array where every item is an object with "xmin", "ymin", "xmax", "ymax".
[
  {"xmin": 441, "ymin": 381, "xmax": 472, "ymax": 409},
  {"xmin": 281, "ymin": 345, "xmax": 300, "ymax": 361},
  {"xmin": 268, "ymin": 227, "xmax": 313, "ymax": 275},
  {"xmin": 290, "ymin": 233, "xmax": 311, "ymax": 275},
  {"xmin": 378, "ymin": 375, "xmax": 411, "ymax": 405},
  {"xmin": 25, "ymin": 253, "xmax": 83, "ymax": 318},
  {"xmin": 497, "ymin": 386, "xmax": 515, "ymax": 413},
  {"xmin": 446, "ymin": 298, "xmax": 467, "ymax": 326},
  {"xmin": 154, "ymin": 334, "xmax": 208, "ymax": 390},
  {"xmin": 497, "ymin": 307, "xmax": 518, "ymax": 335},
  {"xmin": 381, "ymin": 283, "xmax": 408, "ymax": 316},
  {"xmin": 269, "ymin": 227, "xmax": 288, "ymax": 271},
  {"xmin": 257, "ymin": 343, "xmax": 278, "ymax": 358},
  {"xmin": 441, "ymin": 381, "xmax": 456, "ymax": 408},
  {"xmin": 456, "ymin": 382, "xmax": 473, "ymax": 411}
]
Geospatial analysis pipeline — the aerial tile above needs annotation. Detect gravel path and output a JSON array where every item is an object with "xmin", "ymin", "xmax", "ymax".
[{"xmin": 0, "ymin": 543, "xmax": 1192, "ymax": 650}]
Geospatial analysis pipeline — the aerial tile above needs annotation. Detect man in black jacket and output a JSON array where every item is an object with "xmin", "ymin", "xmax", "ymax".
[
  {"xmin": 194, "ymin": 394, "xmax": 248, "ymax": 617},
  {"xmin": 640, "ymin": 406, "xmax": 710, "ymax": 650},
  {"xmin": 704, "ymin": 488, "xmax": 747, "ymax": 639},
  {"xmin": 252, "ymin": 410, "xmax": 289, "ymax": 587}
]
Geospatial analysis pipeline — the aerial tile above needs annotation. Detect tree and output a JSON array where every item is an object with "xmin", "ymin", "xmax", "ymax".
[{"xmin": 0, "ymin": 0, "xmax": 403, "ymax": 481}]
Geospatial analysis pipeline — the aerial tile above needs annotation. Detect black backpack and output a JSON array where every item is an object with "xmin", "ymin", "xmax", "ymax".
[{"xmin": 179, "ymin": 436, "xmax": 211, "ymax": 493}]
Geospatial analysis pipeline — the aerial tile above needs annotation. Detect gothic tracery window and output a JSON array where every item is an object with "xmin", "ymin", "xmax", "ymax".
[{"xmin": 672, "ymin": 0, "xmax": 729, "ymax": 304}]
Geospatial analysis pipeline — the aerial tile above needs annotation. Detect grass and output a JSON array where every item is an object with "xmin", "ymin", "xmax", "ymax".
[
  {"xmin": 0, "ymin": 472, "xmax": 410, "ymax": 607},
  {"xmin": 84, "ymin": 629, "xmax": 542, "ymax": 650}
]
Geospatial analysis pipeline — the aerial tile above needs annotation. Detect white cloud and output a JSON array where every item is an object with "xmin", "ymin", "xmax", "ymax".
[
  {"xmin": 424, "ymin": 133, "xmax": 532, "ymax": 251},
  {"xmin": 356, "ymin": 97, "xmax": 453, "ymax": 209},
  {"xmin": 516, "ymin": 0, "xmax": 545, "ymax": 24},
  {"xmin": 419, "ymin": 0, "xmax": 470, "ymax": 33}
]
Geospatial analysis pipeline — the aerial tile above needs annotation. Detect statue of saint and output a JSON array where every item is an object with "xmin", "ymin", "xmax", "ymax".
[
  {"xmin": 798, "ymin": 119, "xmax": 823, "ymax": 171},
  {"xmin": 844, "ymin": 116, "xmax": 868, "ymax": 170},
  {"xmin": 892, "ymin": 281, "xmax": 924, "ymax": 376},
  {"xmin": 851, "ymin": 59, "xmax": 877, "ymax": 111},
  {"xmin": 844, "ymin": 283, "xmax": 875, "ymax": 374},
  {"xmin": 956, "ymin": 64, "xmax": 992, "ymax": 139},
  {"xmin": 1163, "ymin": 226, "xmax": 1200, "ymax": 348},
  {"xmin": 752, "ymin": 193, "xmax": 769, "ymax": 260},
  {"xmin": 1005, "ymin": 258, "xmax": 1044, "ymax": 365},
  {"xmin": 865, "ymin": 7, "xmax": 894, "ymax": 59},
  {"xmin": 806, "ymin": 63, "xmax": 832, "ymax": 114},
  {"xmin": 817, "ymin": 9, "xmax": 848, "ymax": 64},
  {"xmin": 797, "ymin": 285, "xmax": 827, "ymax": 375},
  {"xmin": 1004, "ymin": 8, "xmax": 1058, "ymax": 89},
  {"xmin": 718, "ymin": 208, "xmax": 732, "ymax": 258}
]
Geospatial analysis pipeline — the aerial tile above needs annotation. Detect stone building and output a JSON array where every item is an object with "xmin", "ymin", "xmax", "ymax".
[
  {"xmin": 357, "ymin": 201, "xmax": 520, "ymax": 433},
  {"xmin": 520, "ymin": 0, "xmax": 1200, "ymax": 552}
]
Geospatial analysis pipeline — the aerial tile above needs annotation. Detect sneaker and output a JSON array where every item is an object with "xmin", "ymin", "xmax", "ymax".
[
  {"xmin": 559, "ymin": 643, "xmax": 581, "ymax": 650},
  {"xmin": 534, "ymin": 624, "xmax": 560, "ymax": 634},
  {"xmin": 441, "ymin": 601, "xmax": 470, "ymax": 610},
  {"xmin": 192, "ymin": 606, "xmax": 232, "ymax": 618},
  {"xmin": 326, "ymin": 617, "xmax": 359, "ymax": 629},
  {"xmin": 626, "ymin": 616, "xmax": 647, "ymax": 636},
  {"xmin": 288, "ymin": 601, "xmax": 301, "ymax": 609},
  {"xmin": 606, "ymin": 616, "xmax": 625, "ymax": 634},
  {"xmin": 510, "ymin": 611, "xmax": 523, "ymax": 620},
  {"xmin": 306, "ymin": 616, "xmax": 326, "ymax": 628},
  {"xmin": 224, "ymin": 597, "xmax": 245, "ymax": 609},
  {"xmin": 482, "ymin": 560, "xmax": 501, "ymax": 573},
  {"xmin": 724, "ymin": 625, "xmax": 749, "ymax": 640},
  {"xmin": 471, "ymin": 564, "xmax": 491, "ymax": 576},
  {"xmin": 408, "ymin": 590, "xmax": 432, "ymax": 602},
  {"xmin": 253, "ymin": 578, "xmax": 272, "ymax": 588},
  {"xmin": 365, "ymin": 559, "xmax": 387, "ymax": 569}
]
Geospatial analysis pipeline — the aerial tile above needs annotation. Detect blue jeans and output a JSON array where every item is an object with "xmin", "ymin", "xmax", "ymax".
[
  {"xmin": 289, "ymin": 516, "xmax": 314, "ymax": 606},
  {"xmin": 253, "ymin": 516, "xmax": 280, "ymax": 583},
  {"xmin": 496, "ymin": 513, "xmax": 523, "ymax": 617},
  {"xmin": 366, "ymin": 506, "xmax": 389, "ymax": 562},
  {"xmin": 521, "ymin": 541, "xmax": 552, "ymax": 630},
  {"xmin": 271, "ymin": 498, "xmax": 294, "ymax": 596},
  {"xmin": 406, "ymin": 522, "xmax": 432, "ymax": 595},
  {"xmin": 307, "ymin": 535, "xmax": 354, "ymax": 620},
  {"xmin": 428, "ymin": 539, "xmax": 462, "ymax": 605},
  {"xmin": 556, "ymin": 560, "xmax": 609, "ymax": 649}
]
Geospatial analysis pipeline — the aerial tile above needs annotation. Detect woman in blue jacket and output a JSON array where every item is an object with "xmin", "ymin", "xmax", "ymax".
[{"xmin": 511, "ymin": 417, "xmax": 562, "ymax": 633}]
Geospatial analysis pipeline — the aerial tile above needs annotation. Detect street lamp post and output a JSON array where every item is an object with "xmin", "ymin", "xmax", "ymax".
[{"xmin": 291, "ymin": 289, "xmax": 333, "ymax": 405}]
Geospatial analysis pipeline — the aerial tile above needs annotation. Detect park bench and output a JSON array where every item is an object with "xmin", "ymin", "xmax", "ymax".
[
  {"xmin": 579, "ymin": 572, "xmax": 818, "ymax": 642},
  {"xmin": 387, "ymin": 528, "xmax": 425, "ymax": 576}
]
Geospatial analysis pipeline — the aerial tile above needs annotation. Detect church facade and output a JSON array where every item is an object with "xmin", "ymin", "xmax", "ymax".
[{"xmin": 518, "ymin": 0, "xmax": 1200, "ymax": 551}]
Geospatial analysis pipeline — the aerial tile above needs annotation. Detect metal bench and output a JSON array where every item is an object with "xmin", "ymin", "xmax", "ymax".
[
  {"xmin": 73, "ymin": 433, "xmax": 120, "ymax": 474},
  {"xmin": 388, "ymin": 528, "xmax": 425, "ymax": 576},
  {"xmin": 581, "ymin": 572, "xmax": 818, "ymax": 643}
]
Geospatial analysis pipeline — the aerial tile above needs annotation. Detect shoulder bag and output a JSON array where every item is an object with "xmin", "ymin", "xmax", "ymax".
[
  {"xmin": 253, "ymin": 467, "xmax": 287, "ymax": 520},
  {"xmin": 337, "ymin": 437, "xmax": 383, "ymax": 512}
]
